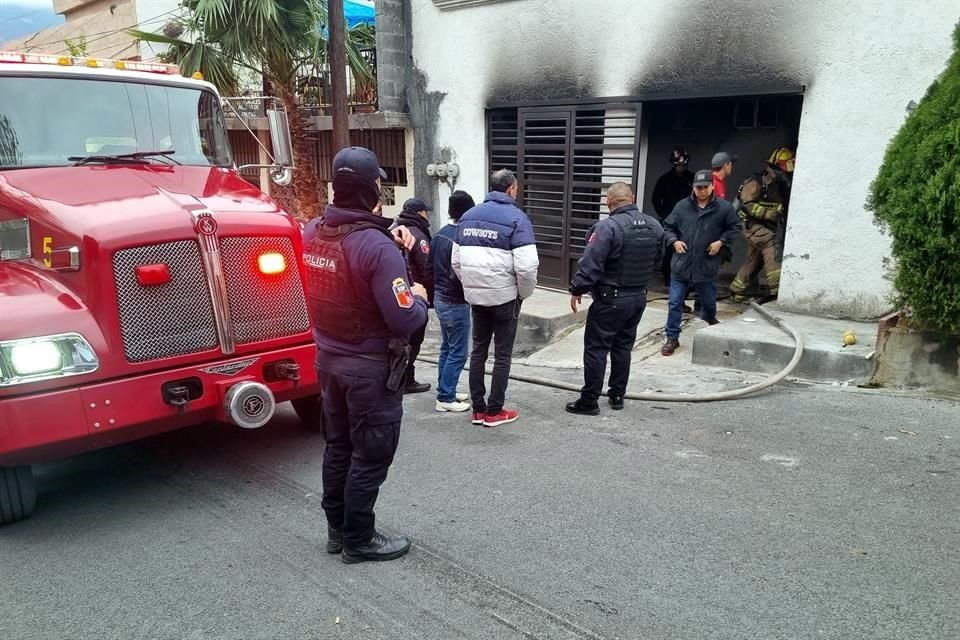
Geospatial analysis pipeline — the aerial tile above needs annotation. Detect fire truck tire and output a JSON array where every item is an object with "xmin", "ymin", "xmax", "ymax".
[
  {"xmin": 0, "ymin": 465, "xmax": 36, "ymax": 526},
  {"xmin": 291, "ymin": 395, "xmax": 324, "ymax": 431}
]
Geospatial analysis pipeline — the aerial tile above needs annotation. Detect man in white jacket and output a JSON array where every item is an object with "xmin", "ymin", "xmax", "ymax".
[{"xmin": 452, "ymin": 169, "xmax": 539, "ymax": 427}]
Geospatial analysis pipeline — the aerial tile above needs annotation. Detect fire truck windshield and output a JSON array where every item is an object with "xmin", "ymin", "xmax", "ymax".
[{"xmin": 0, "ymin": 76, "xmax": 232, "ymax": 170}]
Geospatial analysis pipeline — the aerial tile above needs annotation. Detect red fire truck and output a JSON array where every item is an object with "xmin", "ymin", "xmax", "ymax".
[{"xmin": 0, "ymin": 53, "xmax": 323, "ymax": 524}]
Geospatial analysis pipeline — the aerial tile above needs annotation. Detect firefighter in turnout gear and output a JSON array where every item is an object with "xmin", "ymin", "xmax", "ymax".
[
  {"xmin": 729, "ymin": 147, "xmax": 796, "ymax": 303},
  {"xmin": 301, "ymin": 146, "xmax": 428, "ymax": 564},
  {"xmin": 566, "ymin": 182, "xmax": 664, "ymax": 415}
]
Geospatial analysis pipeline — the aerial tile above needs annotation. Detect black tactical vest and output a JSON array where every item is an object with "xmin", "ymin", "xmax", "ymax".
[
  {"xmin": 604, "ymin": 213, "xmax": 661, "ymax": 289},
  {"xmin": 303, "ymin": 221, "xmax": 393, "ymax": 343}
]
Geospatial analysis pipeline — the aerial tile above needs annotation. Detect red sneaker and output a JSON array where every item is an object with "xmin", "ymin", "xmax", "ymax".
[
  {"xmin": 471, "ymin": 412, "xmax": 485, "ymax": 425},
  {"xmin": 483, "ymin": 409, "xmax": 518, "ymax": 427}
]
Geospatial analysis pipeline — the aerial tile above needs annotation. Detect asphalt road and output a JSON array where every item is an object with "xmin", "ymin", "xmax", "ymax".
[{"xmin": 1, "ymin": 371, "xmax": 958, "ymax": 640}]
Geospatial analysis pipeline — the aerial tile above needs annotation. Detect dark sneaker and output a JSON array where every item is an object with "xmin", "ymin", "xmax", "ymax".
[
  {"xmin": 483, "ymin": 409, "xmax": 519, "ymax": 427},
  {"xmin": 404, "ymin": 381, "xmax": 431, "ymax": 394},
  {"xmin": 326, "ymin": 526, "xmax": 343, "ymax": 554},
  {"xmin": 608, "ymin": 395, "xmax": 625, "ymax": 410},
  {"xmin": 342, "ymin": 531, "xmax": 412, "ymax": 564},
  {"xmin": 565, "ymin": 399, "xmax": 600, "ymax": 416},
  {"xmin": 661, "ymin": 338, "xmax": 680, "ymax": 356},
  {"xmin": 704, "ymin": 317, "xmax": 720, "ymax": 326},
  {"xmin": 471, "ymin": 411, "xmax": 485, "ymax": 425}
]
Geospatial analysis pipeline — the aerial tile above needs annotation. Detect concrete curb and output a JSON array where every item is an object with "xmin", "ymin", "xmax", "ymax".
[{"xmin": 691, "ymin": 305, "xmax": 879, "ymax": 383}]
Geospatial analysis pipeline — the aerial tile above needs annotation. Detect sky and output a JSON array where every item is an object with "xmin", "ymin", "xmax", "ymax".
[
  {"xmin": 0, "ymin": 1, "xmax": 63, "ymax": 43},
  {"xmin": 0, "ymin": 0, "xmax": 57, "ymax": 7}
]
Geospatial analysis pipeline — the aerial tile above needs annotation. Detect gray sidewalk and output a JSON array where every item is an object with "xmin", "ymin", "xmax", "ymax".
[{"xmin": 417, "ymin": 289, "xmax": 881, "ymax": 394}]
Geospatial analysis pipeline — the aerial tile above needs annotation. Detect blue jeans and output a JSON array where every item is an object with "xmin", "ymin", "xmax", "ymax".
[
  {"xmin": 665, "ymin": 279, "xmax": 717, "ymax": 339},
  {"xmin": 435, "ymin": 298, "xmax": 471, "ymax": 402}
]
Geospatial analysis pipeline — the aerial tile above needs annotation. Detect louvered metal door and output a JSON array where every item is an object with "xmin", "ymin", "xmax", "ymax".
[
  {"xmin": 515, "ymin": 104, "xmax": 642, "ymax": 289},
  {"xmin": 517, "ymin": 111, "xmax": 573, "ymax": 288}
]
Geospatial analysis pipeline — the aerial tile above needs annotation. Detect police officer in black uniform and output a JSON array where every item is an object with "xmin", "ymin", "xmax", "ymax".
[
  {"xmin": 566, "ymin": 182, "xmax": 664, "ymax": 415},
  {"xmin": 302, "ymin": 146, "xmax": 429, "ymax": 564}
]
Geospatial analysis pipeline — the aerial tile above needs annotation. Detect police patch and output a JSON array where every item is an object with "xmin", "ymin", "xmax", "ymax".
[
  {"xmin": 419, "ymin": 239, "xmax": 430, "ymax": 254},
  {"xmin": 392, "ymin": 277, "xmax": 414, "ymax": 309},
  {"xmin": 588, "ymin": 232, "xmax": 597, "ymax": 244}
]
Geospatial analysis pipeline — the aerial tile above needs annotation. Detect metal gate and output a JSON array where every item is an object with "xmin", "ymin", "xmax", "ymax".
[{"xmin": 488, "ymin": 103, "xmax": 643, "ymax": 289}]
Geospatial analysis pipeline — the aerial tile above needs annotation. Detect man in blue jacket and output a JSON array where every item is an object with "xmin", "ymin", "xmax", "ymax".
[
  {"xmin": 661, "ymin": 169, "xmax": 742, "ymax": 356},
  {"xmin": 453, "ymin": 169, "xmax": 539, "ymax": 428},
  {"xmin": 429, "ymin": 190, "xmax": 475, "ymax": 413},
  {"xmin": 302, "ymin": 146, "xmax": 428, "ymax": 564}
]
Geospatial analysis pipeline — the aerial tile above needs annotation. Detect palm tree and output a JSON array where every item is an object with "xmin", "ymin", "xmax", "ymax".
[{"xmin": 132, "ymin": 0, "xmax": 376, "ymax": 218}]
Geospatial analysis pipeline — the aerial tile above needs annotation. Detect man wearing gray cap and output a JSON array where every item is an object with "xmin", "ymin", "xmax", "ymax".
[
  {"xmin": 711, "ymin": 151, "xmax": 738, "ymax": 201},
  {"xmin": 661, "ymin": 169, "xmax": 742, "ymax": 356}
]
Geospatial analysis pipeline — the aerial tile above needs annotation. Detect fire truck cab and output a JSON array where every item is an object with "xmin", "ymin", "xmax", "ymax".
[{"xmin": 0, "ymin": 53, "xmax": 323, "ymax": 524}]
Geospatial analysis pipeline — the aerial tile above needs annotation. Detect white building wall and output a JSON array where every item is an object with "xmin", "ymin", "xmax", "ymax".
[{"xmin": 411, "ymin": 0, "xmax": 960, "ymax": 319}]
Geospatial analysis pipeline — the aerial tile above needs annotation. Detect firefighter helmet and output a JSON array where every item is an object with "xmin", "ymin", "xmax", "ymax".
[
  {"xmin": 767, "ymin": 147, "xmax": 796, "ymax": 172},
  {"xmin": 670, "ymin": 148, "xmax": 690, "ymax": 165}
]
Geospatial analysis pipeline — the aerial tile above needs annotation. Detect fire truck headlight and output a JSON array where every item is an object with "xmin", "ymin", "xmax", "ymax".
[
  {"xmin": 10, "ymin": 341, "xmax": 62, "ymax": 376},
  {"xmin": 258, "ymin": 252, "xmax": 286, "ymax": 275},
  {"xmin": 0, "ymin": 334, "xmax": 99, "ymax": 386}
]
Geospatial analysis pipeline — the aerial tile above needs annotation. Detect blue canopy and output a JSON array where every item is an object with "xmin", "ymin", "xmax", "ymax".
[
  {"xmin": 319, "ymin": 1, "xmax": 374, "ymax": 38},
  {"xmin": 345, "ymin": 0, "xmax": 375, "ymax": 28}
]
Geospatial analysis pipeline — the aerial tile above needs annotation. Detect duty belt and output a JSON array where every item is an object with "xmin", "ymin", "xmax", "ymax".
[{"xmin": 594, "ymin": 285, "xmax": 647, "ymax": 299}]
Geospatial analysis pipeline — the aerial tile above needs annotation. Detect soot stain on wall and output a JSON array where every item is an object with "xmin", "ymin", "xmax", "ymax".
[
  {"xmin": 631, "ymin": 0, "xmax": 813, "ymax": 97},
  {"xmin": 479, "ymin": 0, "xmax": 815, "ymax": 105},
  {"xmin": 482, "ymin": 12, "xmax": 596, "ymax": 106},
  {"xmin": 485, "ymin": 71, "xmax": 595, "ymax": 106}
]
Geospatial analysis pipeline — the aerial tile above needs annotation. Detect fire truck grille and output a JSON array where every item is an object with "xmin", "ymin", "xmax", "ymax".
[
  {"xmin": 219, "ymin": 236, "xmax": 311, "ymax": 345},
  {"xmin": 113, "ymin": 241, "xmax": 219, "ymax": 363}
]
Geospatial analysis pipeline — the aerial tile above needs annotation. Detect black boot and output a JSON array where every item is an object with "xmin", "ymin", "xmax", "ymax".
[
  {"xmin": 608, "ymin": 395, "xmax": 624, "ymax": 410},
  {"xmin": 342, "ymin": 531, "xmax": 412, "ymax": 564},
  {"xmin": 326, "ymin": 526, "xmax": 343, "ymax": 554},
  {"xmin": 565, "ymin": 398, "xmax": 600, "ymax": 416},
  {"xmin": 404, "ymin": 380, "xmax": 431, "ymax": 394}
]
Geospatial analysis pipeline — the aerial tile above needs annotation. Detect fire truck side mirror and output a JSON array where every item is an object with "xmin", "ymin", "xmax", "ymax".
[
  {"xmin": 267, "ymin": 108, "xmax": 294, "ymax": 176},
  {"xmin": 270, "ymin": 167, "xmax": 293, "ymax": 186}
]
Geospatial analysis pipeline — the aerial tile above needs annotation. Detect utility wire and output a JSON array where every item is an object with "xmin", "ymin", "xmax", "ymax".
[{"xmin": 21, "ymin": 8, "xmax": 179, "ymax": 51}]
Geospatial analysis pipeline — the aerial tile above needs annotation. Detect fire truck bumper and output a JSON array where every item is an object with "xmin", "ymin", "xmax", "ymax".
[{"xmin": 0, "ymin": 343, "xmax": 321, "ymax": 466}]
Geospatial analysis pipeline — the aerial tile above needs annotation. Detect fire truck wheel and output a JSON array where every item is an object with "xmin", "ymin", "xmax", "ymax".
[
  {"xmin": 291, "ymin": 395, "xmax": 324, "ymax": 431},
  {"xmin": 0, "ymin": 465, "xmax": 36, "ymax": 526}
]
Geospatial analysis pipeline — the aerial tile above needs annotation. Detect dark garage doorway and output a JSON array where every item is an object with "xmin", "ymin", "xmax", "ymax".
[
  {"xmin": 486, "ymin": 93, "xmax": 803, "ymax": 294},
  {"xmin": 639, "ymin": 94, "xmax": 804, "ymax": 293}
]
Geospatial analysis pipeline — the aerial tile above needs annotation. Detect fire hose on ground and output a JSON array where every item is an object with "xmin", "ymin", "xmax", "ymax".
[{"xmin": 416, "ymin": 301, "xmax": 804, "ymax": 403}]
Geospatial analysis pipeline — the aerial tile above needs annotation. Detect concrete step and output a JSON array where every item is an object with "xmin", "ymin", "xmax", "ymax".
[
  {"xmin": 514, "ymin": 288, "xmax": 590, "ymax": 356},
  {"xmin": 691, "ymin": 304, "xmax": 879, "ymax": 384}
]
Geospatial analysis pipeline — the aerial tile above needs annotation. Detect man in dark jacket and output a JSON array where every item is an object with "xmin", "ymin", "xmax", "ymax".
[
  {"xmin": 301, "ymin": 146, "xmax": 428, "ymax": 563},
  {"xmin": 393, "ymin": 198, "xmax": 434, "ymax": 393},
  {"xmin": 652, "ymin": 148, "xmax": 694, "ymax": 219},
  {"xmin": 651, "ymin": 148, "xmax": 694, "ymax": 288},
  {"xmin": 567, "ymin": 182, "xmax": 663, "ymax": 415},
  {"xmin": 430, "ymin": 190, "xmax": 475, "ymax": 413},
  {"xmin": 661, "ymin": 169, "xmax": 742, "ymax": 356}
]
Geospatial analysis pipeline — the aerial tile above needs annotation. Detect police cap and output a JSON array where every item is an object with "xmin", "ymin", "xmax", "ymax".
[
  {"xmin": 402, "ymin": 197, "xmax": 432, "ymax": 213},
  {"xmin": 333, "ymin": 146, "xmax": 388, "ymax": 183}
]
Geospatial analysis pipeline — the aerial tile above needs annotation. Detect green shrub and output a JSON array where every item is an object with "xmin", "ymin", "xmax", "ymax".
[{"xmin": 867, "ymin": 22, "xmax": 960, "ymax": 333}]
